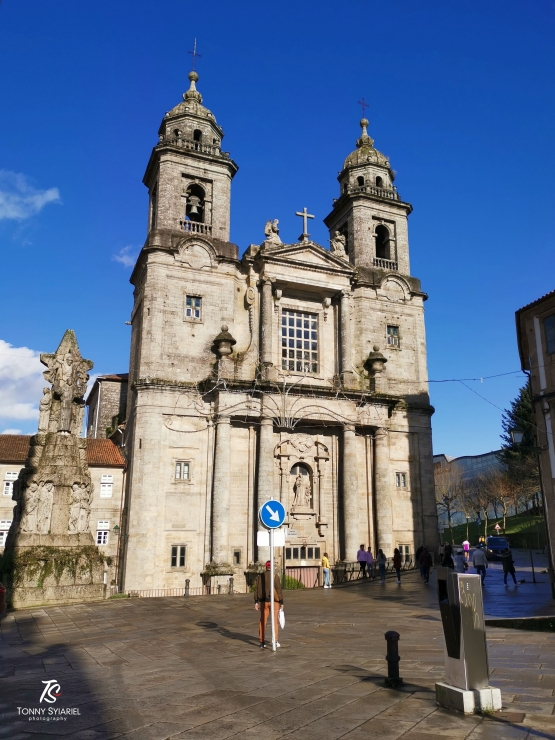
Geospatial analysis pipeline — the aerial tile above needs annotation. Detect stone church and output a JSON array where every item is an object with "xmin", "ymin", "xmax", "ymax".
[{"xmin": 91, "ymin": 70, "xmax": 438, "ymax": 593}]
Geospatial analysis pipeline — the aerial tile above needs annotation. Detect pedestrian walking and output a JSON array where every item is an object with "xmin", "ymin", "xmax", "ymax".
[
  {"xmin": 415, "ymin": 544, "xmax": 424, "ymax": 578},
  {"xmin": 254, "ymin": 561, "xmax": 284, "ymax": 648},
  {"xmin": 501, "ymin": 550, "xmax": 517, "ymax": 586},
  {"xmin": 393, "ymin": 547, "xmax": 402, "ymax": 584},
  {"xmin": 442, "ymin": 541, "xmax": 454, "ymax": 568},
  {"xmin": 366, "ymin": 547, "xmax": 375, "ymax": 579},
  {"xmin": 322, "ymin": 552, "xmax": 331, "ymax": 588},
  {"xmin": 420, "ymin": 547, "xmax": 433, "ymax": 584},
  {"xmin": 377, "ymin": 549, "xmax": 387, "ymax": 584},
  {"xmin": 357, "ymin": 544, "xmax": 368, "ymax": 578},
  {"xmin": 472, "ymin": 545, "xmax": 488, "ymax": 583},
  {"xmin": 454, "ymin": 548, "xmax": 467, "ymax": 574},
  {"xmin": 462, "ymin": 539, "xmax": 470, "ymax": 561}
]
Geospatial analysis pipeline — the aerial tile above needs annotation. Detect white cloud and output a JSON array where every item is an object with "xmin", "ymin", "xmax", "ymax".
[
  {"xmin": 112, "ymin": 245, "xmax": 138, "ymax": 268},
  {"xmin": 1, "ymin": 428, "xmax": 22, "ymax": 435},
  {"xmin": 0, "ymin": 170, "xmax": 61, "ymax": 221},
  {"xmin": 0, "ymin": 340, "xmax": 44, "ymax": 423}
]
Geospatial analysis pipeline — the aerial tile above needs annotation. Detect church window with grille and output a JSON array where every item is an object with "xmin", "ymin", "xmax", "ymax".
[
  {"xmin": 185, "ymin": 296, "xmax": 202, "ymax": 320},
  {"xmin": 281, "ymin": 310, "xmax": 318, "ymax": 373},
  {"xmin": 387, "ymin": 325, "xmax": 400, "ymax": 347}
]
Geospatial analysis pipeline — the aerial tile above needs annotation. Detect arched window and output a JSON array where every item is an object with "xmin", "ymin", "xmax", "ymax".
[
  {"xmin": 185, "ymin": 183, "xmax": 205, "ymax": 223},
  {"xmin": 357, "ymin": 176, "xmax": 365, "ymax": 187},
  {"xmin": 376, "ymin": 175, "xmax": 383, "ymax": 188},
  {"xmin": 173, "ymin": 128, "xmax": 181, "ymax": 138},
  {"xmin": 375, "ymin": 224, "xmax": 390, "ymax": 260},
  {"xmin": 291, "ymin": 463, "xmax": 312, "ymax": 509}
]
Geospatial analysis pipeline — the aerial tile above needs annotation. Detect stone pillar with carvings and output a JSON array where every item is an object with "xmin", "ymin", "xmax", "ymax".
[
  {"xmin": 260, "ymin": 278, "xmax": 273, "ymax": 370},
  {"xmin": 256, "ymin": 416, "xmax": 275, "ymax": 562},
  {"xmin": 374, "ymin": 427, "xmax": 393, "ymax": 554},
  {"xmin": 211, "ymin": 416, "xmax": 231, "ymax": 563},
  {"xmin": 342, "ymin": 424, "xmax": 359, "ymax": 560},
  {"xmin": 340, "ymin": 291, "xmax": 353, "ymax": 385}
]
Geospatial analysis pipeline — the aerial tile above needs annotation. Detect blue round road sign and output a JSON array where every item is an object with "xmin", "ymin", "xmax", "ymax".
[{"xmin": 259, "ymin": 500, "xmax": 286, "ymax": 529}]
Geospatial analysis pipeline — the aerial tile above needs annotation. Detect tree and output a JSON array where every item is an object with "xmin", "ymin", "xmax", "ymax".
[
  {"xmin": 434, "ymin": 462, "xmax": 464, "ymax": 543},
  {"xmin": 499, "ymin": 384, "xmax": 540, "ymax": 513}
]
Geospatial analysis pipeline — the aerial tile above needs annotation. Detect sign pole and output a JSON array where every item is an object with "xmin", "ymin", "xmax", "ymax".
[{"xmin": 270, "ymin": 527, "xmax": 276, "ymax": 652}]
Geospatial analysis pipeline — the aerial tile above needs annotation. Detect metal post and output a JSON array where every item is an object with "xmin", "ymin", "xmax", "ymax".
[
  {"xmin": 185, "ymin": 579, "xmax": 190, "ymax": 596},
  {"xmin": 530, "ymin": 548, "xmax": 537, "ymax": 584},
  {"xmin": 270, "ymin": 528, "xmax": 276, "ymax": 652},
  {"xmin": 384, "ymin": 631, "xmax": 403, "ymax": 687}
]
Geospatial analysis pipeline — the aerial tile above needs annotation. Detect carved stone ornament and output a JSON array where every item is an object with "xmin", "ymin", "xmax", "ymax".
[
  {"xmin": 292, "ymin": 473, "xmax": 312, "ymax": 508},
  {"xmin": 38, "ymin": 388, "xmax": 52, "ymax": 433},
  {"xmin": 330, "ymin": 231, "xmax": 347, "ymax": 258},
  {"xmin": 290, "ymin": 434, "xmax": 313, "ymax": 455},
  {"xmin": 68, "ymin": 483, "xmax": 92, "ymax": 534},
  {"xmin": 263, "ymin": 219, "xmax": 282, "ymax": 245},
  {"xmin": 213, "ymin": 325, "xmax": 237, "ymax": 358}
]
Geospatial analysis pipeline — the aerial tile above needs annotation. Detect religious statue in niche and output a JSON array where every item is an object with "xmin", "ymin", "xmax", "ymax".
[
  {"xmin": 264, "ymin": 219, "xmax": 282, "ymax": 245},
  {"xmin": 291, "ymin": 464, "xmax": 313, "ymax": 509},
  {"xmin": 19, "ymin": 480, "xmax": 55, "ymax": 534},
  {"xmin": 38, "ymin": 388, "xmax": 52, "ymax": 433},
  {"xmin": 330, "ymin": 231, "xmax": 347, "ymax": 257}
]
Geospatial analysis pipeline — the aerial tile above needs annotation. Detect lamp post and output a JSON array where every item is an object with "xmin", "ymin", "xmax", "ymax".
[{"xmin": 510, "ymin": 425, "xmax": 555, "ymax": 599}]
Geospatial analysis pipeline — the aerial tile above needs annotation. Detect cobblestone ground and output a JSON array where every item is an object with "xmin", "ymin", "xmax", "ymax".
[{"xmin": 1, "ymin": 570, "xmax": 555, "ymax": 740}]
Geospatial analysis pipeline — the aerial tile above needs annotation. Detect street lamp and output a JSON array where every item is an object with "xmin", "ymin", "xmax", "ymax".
[{"xmin": 510, "ymin": 425, "xmax": 525, "ymax": 445}]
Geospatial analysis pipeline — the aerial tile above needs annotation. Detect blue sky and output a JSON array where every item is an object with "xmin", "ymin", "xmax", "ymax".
[{"xmin": 0, "ymin": 0, "xmax": 554, "ymax": 455}]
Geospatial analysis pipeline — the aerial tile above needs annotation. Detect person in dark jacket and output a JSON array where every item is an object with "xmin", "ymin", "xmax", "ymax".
[
  {"xmin": 501, "ymin": 550, "xmax": 517, "ymax": 586},
  {"xmin": 420, "ymin": 547, "xmax": 433, "ymax": 584},
  {"xmin": 393, "ymin": 548, "xmax": 402, "ymax": 584},
  {"xmin": 442, "ymin": 541, "xmax": 454, "ymax": 569},
  {"xmin": 254, "ymin": 561, "xmax": 284, "ymax": 648},
  {"xmin": 415, "ymin": 544, "xmax": 424, "ymax": 578}
]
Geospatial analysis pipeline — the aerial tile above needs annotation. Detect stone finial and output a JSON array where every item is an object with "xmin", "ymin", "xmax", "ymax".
[
  {"xmin": 183, "ymin": 70, "xmax": 203, "ymax": 104},
  {"xmin": 366, "ymin": 345, "xmax": 387, "ymax": 374},
  {"xmin": 356, "ymin": 117, "xmax": 374, "ymax": 149},
  {"xmin": 213, "ymin": 325, "xmax": 237, "ymax": 358}
]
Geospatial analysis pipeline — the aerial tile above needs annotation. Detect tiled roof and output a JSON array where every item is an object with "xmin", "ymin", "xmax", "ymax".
[
  {"xmin": 516, "ymin": 289, "xmax": 555, "ymax": 314},
  {"xmin": 96, "ymin": 374, "xmax": 129, "ymax": 382},
  {"xmin": 0, "ymin": 435, "xmax": 124, "ymax": 467}
]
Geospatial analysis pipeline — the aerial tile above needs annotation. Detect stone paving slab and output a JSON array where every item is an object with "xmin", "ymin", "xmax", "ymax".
[{"xmin": 1, "ymin": 571, "xmax": 555, "ymax": 739}]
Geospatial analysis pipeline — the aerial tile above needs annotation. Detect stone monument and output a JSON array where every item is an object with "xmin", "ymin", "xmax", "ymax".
[{"xmin": 0, "ymin": 330, "xmax": 108, "ymax": 608}]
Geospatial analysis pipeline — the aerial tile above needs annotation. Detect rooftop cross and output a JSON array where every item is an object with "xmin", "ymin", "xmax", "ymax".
[
  {"xmin": 188, "ymin": 38, "xmax": 202, "ymax": 70},
  {"xmin": 358, "ymin": 97, "xmax": 369, "ymax": 117},
  {"xmin": 295, "ymin": 207, "xmax": 315, "ymax": 243}
]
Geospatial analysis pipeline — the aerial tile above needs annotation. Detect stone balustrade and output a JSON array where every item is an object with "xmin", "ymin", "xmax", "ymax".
[
  {"xmin": 373, "ymin": 257, "xmax": 398, "ymax": 271},
  {"xmin": 180, "ymin": 221, "xmax": 213, "ymax": 235},
  {"xmin": 349, "ymin": 184, "xmax": 401, "ymax": 201},
  {"xmin": 159, "ymin": 135, "xmax": 230, "ymax": 159}
]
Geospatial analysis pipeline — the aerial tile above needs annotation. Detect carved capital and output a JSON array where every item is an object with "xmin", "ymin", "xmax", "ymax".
[{"xmin": 375, "ymin": 427, "xmax": 389, "ymax": 439}]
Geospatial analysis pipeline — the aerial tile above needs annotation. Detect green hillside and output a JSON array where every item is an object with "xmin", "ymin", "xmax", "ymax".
[{"xmin": 442, "ymin": 513, "xmax": 545, "ymax": 549}]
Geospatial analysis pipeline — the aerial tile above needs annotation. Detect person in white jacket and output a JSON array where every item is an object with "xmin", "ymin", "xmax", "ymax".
[{"xmin": 472, "ymin": 546, "xmax": 488, "ymax": 582}]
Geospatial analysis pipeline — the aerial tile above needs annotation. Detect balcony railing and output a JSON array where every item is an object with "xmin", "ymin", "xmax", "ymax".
[
  {"xmin": 158, "ymin": 135, "xmax": 230, "ymax": 159},
  {"xmin": 349, "ymin": 184, "xmax": 401, "ymax": 201},
  {"xmin": 373, "ymin": 257, "xmax": 398, "ymax": 271},
  {"xmin": 180, "ymin": 221, "xmax": 212, "ymax": 235}
]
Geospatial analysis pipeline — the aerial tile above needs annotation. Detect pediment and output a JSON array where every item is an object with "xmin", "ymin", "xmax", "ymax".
[{"xmin": 263, "ymin": 241, "xmax": 353, "ymax": 271}]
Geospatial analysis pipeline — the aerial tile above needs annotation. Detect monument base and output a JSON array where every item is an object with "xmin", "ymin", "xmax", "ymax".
[
  {"xmin": 435, "ymin": 682, "xmax": 502, "ymax": 714},
  {"xmin": 10, "ymin": 582, "xmax": 105, "ymax": 609}
]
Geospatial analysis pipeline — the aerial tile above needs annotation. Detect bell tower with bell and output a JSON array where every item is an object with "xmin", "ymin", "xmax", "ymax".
[{"xmin": 143, "ymin": 69, "xmax": 238, "ymax": 241}]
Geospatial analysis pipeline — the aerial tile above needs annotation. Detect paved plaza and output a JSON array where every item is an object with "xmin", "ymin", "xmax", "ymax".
[{"xmin": 1, "ymin": 565, "xmax": 555, "ymax": 740}]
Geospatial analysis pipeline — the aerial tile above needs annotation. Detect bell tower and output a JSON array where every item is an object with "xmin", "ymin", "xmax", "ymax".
[
  {"xmin": 143, "ymin": 70, "xmax": 238, "ymax": 241},
  {"xmin": 324, "ymin": 118, "xmax": 412, "ymax": 275}
]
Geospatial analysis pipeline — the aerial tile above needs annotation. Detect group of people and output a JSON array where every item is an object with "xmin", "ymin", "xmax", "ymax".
[
  {"xmin": 431, "ymin": 540, "xmax": 518, "ymax": 585},
  {"xmin": 356, "ymin": 544, "xmax": 405, "ymax": 584}
]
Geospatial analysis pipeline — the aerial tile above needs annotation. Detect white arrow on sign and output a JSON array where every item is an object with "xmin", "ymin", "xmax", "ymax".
[{"xmin": 265, "ymin": 504, "xmax": 280, "ymax": 522}]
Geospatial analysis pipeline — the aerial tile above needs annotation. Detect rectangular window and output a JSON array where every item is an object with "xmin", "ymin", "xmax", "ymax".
[
  {"xmin": 100, "ymin": 484, "xmax": 113, "ymax": 498},
  {"xmin": 171, "ymin": 545, "xmax": 186, "ymax": 568},
  {"xmin": 281, "ymin": 309, "xmax": 318, "ymax": 374},
  {"xmin": 101, "ymin": 474, "xmax": 113, "ymax": 483},
  {"xmin": 96, "ymin": 520, "xmax": 109, "ymax": 545},
  {"xmin": 293, "ymin": 547, "xmax": 299, "ymax": 559},
  {"xmin": 545, "ymin": 315, "xmax": 555, "ymax": 355},
  {"xmin": 0, "ymin": 520, "xmax": 12, "ymax": 547},
  {"xmin": 395, "ymin": 472, "xmax": 407, "ymax": 488},
  {"xmin": 185, "ymin": 296, "xmax": 202, "ymax": 320},
  {"xmin": 285, "ymin": 547, "xmax": 292, "ymax": 560},
  {"xmin": 3, "ymin": 472, "xmax": 18, "ymax": 497},
  {"xmin": 399, "ymin": 544, "xmax": 410, "ymax": 563},
  {"xmin": 387, "ymin": 325, "xmax": 400, "ymax": 347},
  {"xmin": 233, "ymin": 550, "xmax": 241, "ymax": 565},
  {"xmin": 175, "ymin": 461, "xmax": 190, "ymax": 480}
]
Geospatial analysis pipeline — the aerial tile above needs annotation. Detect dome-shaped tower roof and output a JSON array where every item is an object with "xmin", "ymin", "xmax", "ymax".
[
  {"xmin": 165, "ymin": 70, "xmax": 219, "ymax": 125},
  {"xmin": 343, "ymin": 118, "xmax": 392, "ymax": 174}
]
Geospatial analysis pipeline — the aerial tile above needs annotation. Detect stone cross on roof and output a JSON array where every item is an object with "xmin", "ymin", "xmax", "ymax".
[{"xmin": 295, "ymin": 207, "xmax": 314, "ymax": 243}]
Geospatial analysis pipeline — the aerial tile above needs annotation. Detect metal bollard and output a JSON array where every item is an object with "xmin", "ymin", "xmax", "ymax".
[
  {"xmin": 0, "ymin": 582, "xmax": 6, "ymax": 615},
  {"xmin": 184, "ymin": 579, "xmax": 190, "ymax": 596},
  {"xmin": 384, "ymin": 631, "xmax": 403, "ymax": 687},
  {"xmin": 228, "ymin": 577, "xmax": 234, "ymax": 594},
  {"xmin": 217, "ymin": 584, "xmax": 222, "ymax": 594}
]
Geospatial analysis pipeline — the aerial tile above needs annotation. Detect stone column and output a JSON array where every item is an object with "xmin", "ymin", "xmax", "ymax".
[
  {"xmin": 374, "ymin": 427, "xmax": 393, "ymax": 555},
  {"xmin": 211, "ymin": 416, "xmax": 231, "ymax": 563},
  {"xmin": 260, "ymin": 279, "xmax": 273, "ymax": 367},
  {"xmin": 256, "ymin": 416, "xmax": 275, "ymax": 562},
  {"xmin": 340, "ymin": 290, "xmax": 353, "ymax": 382},
  {"xmin": 342, "ymin": 424, "xmax": 359, "ymax": 561}
]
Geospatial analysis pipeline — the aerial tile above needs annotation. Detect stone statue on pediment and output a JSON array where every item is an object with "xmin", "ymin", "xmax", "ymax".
[
  {"xmin": 264, "ymin": 219, "xmax": 282, "ymax": 245},
  {"xmin": 38, "ymin": 388, "xmax": 52, "ymax": 433},
  {"xmin": 293, "ymin": 473, "xmax": 312, "ymax": 508},
  {"xmin": 330, "ymin": 231, "xmax": 347, "ymax": 257}
]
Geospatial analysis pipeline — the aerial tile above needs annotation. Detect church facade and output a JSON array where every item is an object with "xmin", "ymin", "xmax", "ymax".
[{"xmin": 120, "ymin": 70, "xmax": 438, "ymax": 593}]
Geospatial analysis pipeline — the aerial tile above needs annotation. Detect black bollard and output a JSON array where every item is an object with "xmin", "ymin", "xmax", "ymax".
[
  {"xmin": 185, "ymin": 579, "xmax": 190, "ymax": 596},
  {"xmin": 384, "ymin": 631, "xmax": 403, "ymax": 687}
]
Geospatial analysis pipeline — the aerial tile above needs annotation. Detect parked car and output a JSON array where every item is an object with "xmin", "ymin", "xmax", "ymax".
[{"xmin": 484, "ymin": 536, "xmax": 511, "ymax": 561}]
